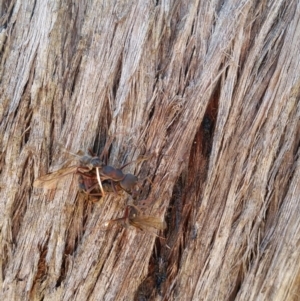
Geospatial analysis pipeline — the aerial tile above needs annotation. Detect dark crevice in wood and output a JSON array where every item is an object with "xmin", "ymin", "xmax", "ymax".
[
  {"xmin": 201, "ymin": 114, "xmax": 215, "ymax": 157},
  {"xmin": 23, "ymin": 109, "xmax": 33, "ymax": 144},
  {"xmin": 0, "ymin": 149, "xmax": 4, "ymax": 176},
  {"xmin": 159, "ymin": 174, "xmax": 189, "ymax": 300},
  {"xmin": 81, "ymin": 198, "xmax": 94, "ymax": 237},
  {"xmin": 134, "ymin": 87, "xmax": 220, "ymax": 300},
  {"xmin": 29, "ymin": 0, "xmax": 37, "ymax": 21},
  {"xmin": 215, "ymin": 0, "xmax": 226, "ymax": 15},
  {"xmin": 112, "ymin": 54, "xmax": 123, "ymax": 100},
  {"xmin": 93, "ymin": 134, "xmax": 107, "ymax": 162},
  {"xmin": 232, "ymin": 197, "xmax": 244, "ymax": 230},
  {"xmin": 183, "ymin": 45, "xmax": 195, "ymax": 79},
  {"xmin": 109, "ymin": 23, "xmax": 118, "ymax": 49},
  {"xmin": 63, "ymin": 34, "xmax": 86, "ymax": 96},
  {"xmin": 69, "ymin": 57, "xmax": 81, "ymax": 96},
  {"xmin": 93, "ymin": 126, "xmax": 113, "ymax": 162},
  {"xmin": 12, "ymin": 157, "xmax": 32, "ymax": 242},
  {"xmin": 12, "ymin": 99, "xmax": 21, "ymax": 120},
  {"xmin": 49, "ymin": 120, "xmax": 55, "ymax": 165},
  {"xmin": 134, "ymin": 173, "xmax": 185, "ymax": 300},
  {"xmin": 61, "ymin": 107, "xmax": 67, "ymax": 127},
  {"xmin": 0, "ymin": 0, "xmax": 16, "ymax": 27},
  {"xmin": 29, "ymin": 235, "xmax": 50, "ymax": 299},
  {"xmin": 155, "ymin": 257, "xmax": 167, "ymax": 297},
  {"xmin": 167, "ymin": 87, "xmax": 219, "ymax": 296},
  {"xmin": 188, "ymin": 84, "xmax": 219, "ymax": 195},
  {"xmin": 61, "ymin": 29, "xmax": 86, "ymax": 100},
  {"xmin": 208, "ymin": 228, "xmax": 217, "ymax": 251},
  {"xmin": 228, "ymin": 265, "xmax": 243, "ymax": 301},
  {"xmin": 56, "ymin": 196, "xmax": 96, "ymax": 287},
  {"xmin": 86, "ymin": 274, "xmax": 99, "ymax": 301},
  {"xmin": 1, "ymin": 236, "xmax": 9, "ymax": 281},
  {"xmin": 55, "ymin": 252, "xmax": 71, "ymax": 288},
  {"xmin": 147, "ymin": 104, "xmax": 155, "ymax": 122},
  {"xmin": 48, "ymin": 97, "xmax": 56, "ymax": 166}
]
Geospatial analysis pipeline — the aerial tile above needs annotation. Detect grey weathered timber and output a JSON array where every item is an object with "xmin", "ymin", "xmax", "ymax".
[{"xmin": 0, "ymin": 1, "xmax": 300, "ymax": 300}]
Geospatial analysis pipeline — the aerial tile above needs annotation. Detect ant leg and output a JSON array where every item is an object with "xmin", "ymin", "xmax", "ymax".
[
  {"xmin": 126, "ymin": 199, "xmax": 143, "ymax": 215},
  {"xmin": 80, "ymin": 190, "xmax": 104, "ymax": 203},
  {"xmin": 76, "ymin": 168, "xmax": 95, "ymax": 178},
  {"xmin": 87, "ymin": 148, "xmax": 97, "ymax": 156},
  {"xmin": 85, "ymin": 183, "xmax": 102, "ymax": 194},
  {"xmin": 110, "ymin": 180, "xmax": 120, "ymax": 195},
  {"xmin": 119, "ymin": 155, "xmax": 151, "ymax": 170},
  {"xmin": 77, "ymin": 168, "xmax": 106, "ymax": 195},
  {"xmin": 99, "ymin": 135, "xmax": 116, "ymax": 164},
  {"xmin": 104, "ymin": 205, "xmax": 130, "ymax": 228}
]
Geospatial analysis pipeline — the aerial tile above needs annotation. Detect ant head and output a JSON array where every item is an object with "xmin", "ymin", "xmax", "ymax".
[
  {"xmin": 79, "ymin": 155, "xmax": 91, "ymax": 165},
  {"xmin": 79, "ymin": 155, "xmax": 103, "ymax": 168},
  {"xmin": 90, "ymin": 157, "xmax": 103, "ymax": 168}
]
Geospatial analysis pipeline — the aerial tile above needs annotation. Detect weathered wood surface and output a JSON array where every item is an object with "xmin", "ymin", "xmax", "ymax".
[{"xmin": 0, "ymin": 1, "xmax": 300, "ymax": 300}]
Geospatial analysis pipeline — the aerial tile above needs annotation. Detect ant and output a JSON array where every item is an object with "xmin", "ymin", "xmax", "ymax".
[{"xmin": 34, "ymin": 149, "xmax": 148, "ymax": 198}]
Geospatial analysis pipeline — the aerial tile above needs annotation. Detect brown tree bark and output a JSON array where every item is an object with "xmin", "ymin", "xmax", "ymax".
[{"xmin": 1, "ymin": 1, "xmax": 300, "ymax": 300}]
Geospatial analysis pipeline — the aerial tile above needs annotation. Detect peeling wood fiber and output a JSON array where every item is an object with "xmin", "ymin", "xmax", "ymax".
[{"xmin": 0, "ymin": 1, "xmax": 300, "ymax": 301}]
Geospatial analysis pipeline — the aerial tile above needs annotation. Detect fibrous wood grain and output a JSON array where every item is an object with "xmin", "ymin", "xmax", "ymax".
[{"xmin": 0, "ymin": 1, "xmax": 299, "ymax": 301}]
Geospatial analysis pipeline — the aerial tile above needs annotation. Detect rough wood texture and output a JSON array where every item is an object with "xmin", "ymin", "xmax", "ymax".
[{"xmin": 1, "ymin": 1, "xmax": 299, "ymax": 300}]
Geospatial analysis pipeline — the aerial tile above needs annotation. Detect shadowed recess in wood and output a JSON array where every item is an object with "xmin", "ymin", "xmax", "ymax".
[
  {"xmin": 135, "ymin": 93, "xmax": 219, "ymax": 299},
  {"xmin": 92, "ymin": 97, "xmax": 112, "ymax": 155},
  {"xmin": 29, "ymin": 234, "xmax": 50, "ymax": 300},
  {"xmin": 57, "ymin": 197, "xmax": 95, "ymax": 275},
  {"xmin": 11, "ymin": 156, "xmax": 33, "ymax": 240}
]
